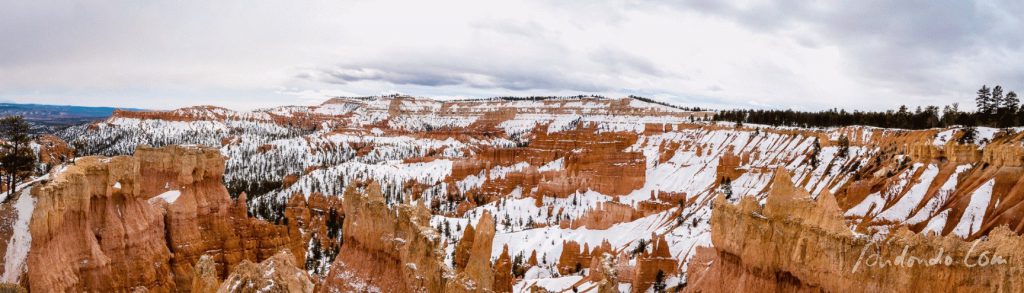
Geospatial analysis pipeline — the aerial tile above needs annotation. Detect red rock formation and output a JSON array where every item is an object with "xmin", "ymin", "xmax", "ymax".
[
  {"xmin": 34, "ymin": 134, "xmax": 74, "ymax": 167},
  {"xmin": 557, "ymin": 240, "xmax": 584, "ymax": 275},
  {"xmin": 323, "ymin": 182, "xmax": 454, "ymax": 293},
  {"xmin": 449, "ymin": 210, "xmax": 497, "ymax": 292},
  {"xmin": 571, "ymin": 201, "xmax": 637, "ymax": 230},
  {"xmin": 190, "ymin": 255, "xmax": 219, "ymax": 292},
  {"xmin": 29, "ymin": 155, "xmax": 175, "ymax": 292},
  {"xmin": 632, "ymin": 234, "xmax": 677, "ymax": 293},
  {"xmin": 494, "ymin": 244, "xmax": 514, "ymax": 293},
  {"xmin": 715, "ymin": 148, "xmax": 743, "ymax": 183},
  {"xmin": 589, "ymin": 252, "xmax": 621, "ymax": 293},
  {"xmin": 527, "ymin": 250, "xmax": 539, "ymax": 267},
  {"xmin": 445, "ymin": 125, "xmax": 646, "ymax": 212},
  {"xmin": 26, "ymin": 146, "xmax": 304, "ymax": 292},
  {"xmin": 686, "ymin": 169, "xmax": 1024, "ymax": 292},
  {"xmin": 216, "ymin": 249, "xmax": 313, "ymax": 293},
  {"xmin": 453, "ymin": 222, "xmax": 476, "ymax": 270}
]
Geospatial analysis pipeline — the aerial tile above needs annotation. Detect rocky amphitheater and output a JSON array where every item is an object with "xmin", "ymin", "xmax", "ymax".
[{"xmin": 2, "ymin": 95, "xmax": 1023, "ymax": 292}]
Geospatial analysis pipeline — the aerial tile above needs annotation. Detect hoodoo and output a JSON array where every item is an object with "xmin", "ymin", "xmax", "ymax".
[{"xmin": 23, "ymin": 146, "xmax": 314, "ymax": 291}]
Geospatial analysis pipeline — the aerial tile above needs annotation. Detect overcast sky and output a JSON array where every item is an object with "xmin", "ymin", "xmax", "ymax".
[{"xmin": 1, "ymin": 0, "xmax": 1022, "ymax": 111}]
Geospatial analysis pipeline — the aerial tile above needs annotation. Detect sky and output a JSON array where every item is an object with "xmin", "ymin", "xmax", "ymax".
[{"xmin": 1, "ymin": 0, "xmax": 1022, "ymax": 111}]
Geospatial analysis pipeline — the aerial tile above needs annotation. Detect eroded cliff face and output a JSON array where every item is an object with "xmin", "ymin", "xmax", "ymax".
[
  {"xmin": 29, "ymin": 153, "xmax": 174, "ymax": 292},
  {"xmin": 25, "ymin": 145, "xmax": 307, "ymax": 292},
  {"xmin": 216, "ymin": 249, "xmax": 314, "ymax": 293},
  {"xmin": 51, "ymin": 96, "xmax": 1024, "ymax": 291},
  {"xmin": 323, "ymin": 182, "xmax": 456, "ymax": 292},
  {"xmin": 321, "ymin": 180, "xmax": 506, "ymax": 293},
  {"xmin": 686, "ymin": 168, "xmax": 1024, "ymax": 292}
]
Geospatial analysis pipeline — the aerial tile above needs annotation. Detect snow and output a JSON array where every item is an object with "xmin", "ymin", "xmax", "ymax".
[
  {"xmin": 149, "ymin": 190, "xmax": 182, "ymax": 204},
  {"xmin": 933, "ymin": 129, "xmax": 956, "ymax": 146},
  {"xmin": 875, "ymin": 164, "xmax": 939, "ymax": 221},
  {"xmin": 845, "ymin": 164, "xmax": 921, "ymax": 218},
  {"xmin": 515, "ymin": 275, "xmax": 583, "ymax": 292},
  {"xmin": 921, "ymin": 210, "xmax": 950, "ymax": 236},
  {"xmin": 952, "ymin": 179, "xmax": 994, "ymax": 238},
  {"xmin": 973, "ymin": 127, "xmax": 999, "ymax": 148},
  {"xmin": 538, "ymin": 158, "xmax": 564, "ymax": 172},
  {"xmin": 491, "ymin": 209, "xmax": 693, "ymax": 268},
  {"xmin": 906, "ymin": 164, "xmax": 970, "ymax": 225},
  {"xmin": 0, "ymin": 173, "xmax": 50, "ymax": 203},
  {"xmin": 1, "ymin": 188, "xmax": 36, "ymax": 283}
]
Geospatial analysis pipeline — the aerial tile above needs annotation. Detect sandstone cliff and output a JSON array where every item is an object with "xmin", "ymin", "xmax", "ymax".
[
  {"xmin": 54, "ymin": 96, "xmax": 1024, "ymax": 291},
  {"xmin": 324, "ymin": 182, "xmax": 455, "ymax": 292},
  {"xmin": 25, "ymin": 145, "xmax": 306, "ymax": 292},
  {"xmin": 216, "ymin": 249, "xmax": 314, "ymax": 293},
  {"xmin": 686, "ymin": 169, "xmax": 1024, "ymax": 292}
]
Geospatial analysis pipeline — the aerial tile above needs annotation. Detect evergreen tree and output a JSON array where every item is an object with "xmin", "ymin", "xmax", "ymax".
[
  {"xmin": 0, "ymin": 116, "xmax": 35, "ymax": 201},
  {"xmin": 992, "ymin": 85, "xmax": 1005, "ymax": 108},
  {"xmin": 977, "ymin": 85, "xmax": 994, "ymax": 115},
  {"xmin": 654, "ymin": 270, "xmax": 667, "ymax": 292},
  {"xmin": 959, "ymin": 127, "xmax": 977, "ymax": 144},
  {"xmin": 720, "ymin": 177, "xmax": 733, "ymax": 200},
  {"xmin": 809, "ymin": 138, "xmax": 821, "ymax": 168},
  {"xmin": 837, "ymin": 135, "xmax": 850, "ymax": 158},
  {"xmin": 632, "ymin": 238, "xmax": 648, "ymax": 256}
]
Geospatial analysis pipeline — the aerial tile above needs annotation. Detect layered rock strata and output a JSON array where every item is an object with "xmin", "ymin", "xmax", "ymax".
[
  {"xmin": 324, "ymin": 182, "xmax": 456, "ymax": 292},
  {"xmin": 26, "ymin": 145, "xmax": 303, "ymax": 292},
  {"xmin": 686, "ymin": 169, "xmax": 1024, "ymax": 292}
]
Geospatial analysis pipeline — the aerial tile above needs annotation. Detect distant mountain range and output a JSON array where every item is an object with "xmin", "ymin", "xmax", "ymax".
[{"xmin": 0, "ymin": 102, "xmax": 145, "ymax": 133}]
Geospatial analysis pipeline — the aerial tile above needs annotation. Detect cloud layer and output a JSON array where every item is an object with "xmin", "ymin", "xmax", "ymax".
[{"xmin": 1, "ymin": 0, "xmax": 1021, "ymax": 110}]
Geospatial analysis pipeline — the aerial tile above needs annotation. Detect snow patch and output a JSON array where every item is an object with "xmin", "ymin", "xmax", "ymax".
[
  {"xmin": 149, "ymin": 190, "xmax": 182, "ymax": 204},
  {"xmin": 952, "ymin": 179, "xmax": 994, "ymax": 238},
  {"xmin": 2, "ymin": 188, "xmax": 36, "ymax": 283}
]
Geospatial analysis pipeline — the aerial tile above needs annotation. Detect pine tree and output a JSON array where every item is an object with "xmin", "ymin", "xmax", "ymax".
[
  {"xmin": 837, "ymin": 135, "xmax": 850, "ymax": 158},
  {"xmin": 632, "ymin": 238, "xmax": 648, "ymax": 256},
  {"xmin": 654, "ymin": 270, "xmax": 667, "ymax": 292},
  {"xmin": 0, "ymin": 116, "xmax": 35, "ymax": 201},
  {"xmin": 720, "ymin": 177, "xmax": 733, "ymax": 200},
  {"xmin": 993, "ymin": 85, "xmax": 1005, "ymax": 108},
  {"xmin": 977, "ymin": 85, "xmax": 994, "ymax": 115},
  {"xmin": 809, "ymin": 138, "xmax": 821, "ymax": 168},
  {"xmin": 959, "ymin": 127, "xmax": 977, "ymax": 144}
]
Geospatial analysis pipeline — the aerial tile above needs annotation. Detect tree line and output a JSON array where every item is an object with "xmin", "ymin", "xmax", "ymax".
[{"xmin": 716, "ymin": 85, "xmax": 1020, "ymax": 129}]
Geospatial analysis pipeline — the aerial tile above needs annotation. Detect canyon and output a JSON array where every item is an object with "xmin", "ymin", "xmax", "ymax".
[{"xmin": 2, "ymin": 95, "xmax": 1024, "ymax": 291}]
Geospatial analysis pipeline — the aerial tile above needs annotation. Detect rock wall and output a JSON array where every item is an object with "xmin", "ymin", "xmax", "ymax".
[
  {"xmin": 686, "ymin": 169, "xmax": 1024, "ymax": 292},
  {"xmin": 216, "ymin": 249, "xmax": 314, "ymax": 293},
  {"xmin": 26, "ymin": 145, "xmax": 305, "ymax": 292},
  {"xmin": 29, "ymin": 154, "xmax": 174, "ymax": 292},
  {"xmin": 494, "ymin": 244, "xmax": 514, "ymax": 293},
  {"xmin": 323, "ymin": 182, "xmax": 456, "ymax": 293},
  {"xmin": 632, "ymin": 234, "xmax": 677, "ymax": 293}
]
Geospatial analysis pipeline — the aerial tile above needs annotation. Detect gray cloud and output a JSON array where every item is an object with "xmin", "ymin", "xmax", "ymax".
[
  {"xmin": 589, "ymin": 47, "xmax": 666, "ymax": 76},
  {"xmin": 313, "ymin": 56, "xmax": 611, "ymax": 92},
  {"xmin": 317, "ymin": 65, "xmax": 608, "ymax": 92},
  {"xmin": 2, "ymin": 0, "xmax": 1022, "ymax": 111},
  {"xmin": 661, "ymin": 0, "xmax": 1024, "ymax": 96}
]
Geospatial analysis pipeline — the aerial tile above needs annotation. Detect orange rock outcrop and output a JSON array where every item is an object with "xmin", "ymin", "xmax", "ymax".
[
  {"xmin": 323, "ymin": 182, "xmax": 455, "ymax": 292},
  {"xmin": 448, "ymin": 210, "xmax": 497, "ymax": 292},
  {"xmin": 26, "ymin": 145, "xmax": 304, "ymax": 292},
  {"xmin": 632, "ymin": 234, "xmax": 677, "ymax": 293},
  {"xmin": 494, "ymin": 244, "xmax": 514, "ymax": 293},
  {"xmin": 686, "ymin": 169, "xmax": 1024, "ymax": 292},
  {"xmin": 216, "ymin": 249, "xmax": 314, "ymax": 293}
]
